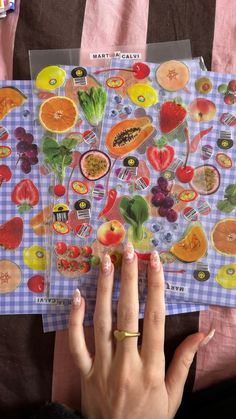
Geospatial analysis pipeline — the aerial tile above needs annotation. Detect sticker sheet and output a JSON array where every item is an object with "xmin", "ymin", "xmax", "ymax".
[
  {"xmin": 0, "ymin": 81, "xmax": 75, "ymax": 313},
  {"xmin": 31, "ymin": 59, "xmax": 236, "ymax": 308}
]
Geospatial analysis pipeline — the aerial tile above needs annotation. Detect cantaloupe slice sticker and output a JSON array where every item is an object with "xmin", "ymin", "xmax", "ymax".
[
  {"xmin": 36, "ymin": 66, "xmax": 66, "ymax": 91},
  {"xmin": 0, "ymin": 87, "xmax": 27, "ymax": 120},
  {"xmin": 156, "ymin": 60, "xmax": 190, "ymax": 92},
  {"xmin": 0, "ymin": 260, "xmax": 22, "ymax": 293},
  {"xmin": 39, "ymin": 96, "xmax": 78, "ymax": 133}
]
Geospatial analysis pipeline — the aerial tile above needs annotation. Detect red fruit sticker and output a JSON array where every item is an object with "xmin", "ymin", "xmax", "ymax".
[
  {"xmin": 159, "ymin": 100, "xmax": 187, "ymax": 134},
  {"xmin": 27, "ymin": 275, "xmax": 45, "ymax": 293},
  {"xmin": 147, "ymin": 144, "xmax": 174, "ymax": 172},
  {"xmin": 0, "ymin": 217, "xmax": 23, "ymax": 250},
  {"xmin": 0, "ymin": 164, "xmax": 12, "ymax": 186},
  {"xmin": 53, "ymin": 184, "xmax": 66, "ymax": 197},
  {"xmin": 54, "ymin": 241, "xmax": 67, "ymax": 255},
  {"xmin": 11, "ymin": 179, "xmax": 39, "ymax": 213},
  {"xmin": 67, "ymin": 245, "xmax": 80, "ymax": 259}
]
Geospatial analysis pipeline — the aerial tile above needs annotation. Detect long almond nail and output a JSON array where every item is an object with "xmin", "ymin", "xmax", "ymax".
[
  {"xmin": 124, "ymin": 242, "xmax": 134, "ymax": 261},
  {"xmin": 102, "ymin": 253, "xmax": 111, "ymax": 274},
  {"xmin": 150, "ymin": 250, "xmax": 161, "ymax": 271},
  {"xmin": 199, "ymin": 329, "xmax": 215, "ymax": 347},
  {"xmin": 73, "ymin": 288, "xmax": 81, "ymax": 308}
]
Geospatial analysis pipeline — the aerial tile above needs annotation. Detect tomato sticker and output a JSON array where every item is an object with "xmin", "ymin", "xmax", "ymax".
[
  {"xmin": 106, "ymin": 76, "xmax": 124, "ymax": 89},
  {"xmin": 216, "ymin": 153, "xmax": 232, "ymax": 169},
  {"xmin": 0, "ymin": 146, "xmax": 11, "ymax": 158},
  {"xmin": 72, "ymin": 180, "xmax": 88, "ymax": 195},
  {"xmin": 179, "ymin": 190, "xmax": 198, "ymax": 202},
  {"xmin": 53, "ymin": 221, "xmax": 70, "ymax": 235}
]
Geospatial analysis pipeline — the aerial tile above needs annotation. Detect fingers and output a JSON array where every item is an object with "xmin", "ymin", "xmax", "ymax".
[
  {"xmin": 116, "ymin": 242, "xmax": 139, "ymax": 353},
  {"xmin": 165, "ymin": 330, "xmax": 215, "ymax": 413},
  {"xmin": 93, "ymin": 254, "xmax": 114, "ymax": 362},
  {"xmin": 69, "ymin": 289, "xmax": 93, "ymax": 376},
  {"xmin": 141, "ymin": 251, "xmax": 165, "ymax": 368}
]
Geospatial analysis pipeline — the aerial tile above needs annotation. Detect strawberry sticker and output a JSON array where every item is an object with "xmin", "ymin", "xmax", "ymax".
[
  {"xmin": 11, "ymin": 179, "xmax": 39, "ymax": 214},
  {"xmin": 147, "ymin": 138, "xmax": 174, "ymax": 172},
  {"xmin": 159, "ymin": 99, "xmax": 187, "ymax": 136},
  {"xmin": 0, "ymin": 217, "xmax": 23, "ymax": 250}
]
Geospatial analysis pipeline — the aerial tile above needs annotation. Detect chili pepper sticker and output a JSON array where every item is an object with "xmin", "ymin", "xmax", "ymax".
[{"xmin": 97, "ymin": 189, "xmax": 118, "ymax": 219}]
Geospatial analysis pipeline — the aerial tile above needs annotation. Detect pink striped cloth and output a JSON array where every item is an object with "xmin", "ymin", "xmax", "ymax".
[
  {"xmin": 194, "ymin": 0, "xmax": 236, "ymax": 391},
  {"xmin": 0, "ymin": 0, "xmax": 20, "ymax": 79}
]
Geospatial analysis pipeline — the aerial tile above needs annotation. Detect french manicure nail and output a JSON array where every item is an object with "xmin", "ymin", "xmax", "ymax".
[
  {"xmin": 150, "ymin": 250, "xmax": 161, "ymax": 271},
  {"xmin": 200, "ymin": 328, "xmax": 215, "ymax": 347},
  {"xmin": 73, "ymin": 288, "xmax": 81, "ymax": 308},
  {"xmin": 102, "ymin": 253, "xmax": 111, "ymax": 274},
  {"xmin": 124, "ymin": 242, "xmax": 134, "ymax": 261}
]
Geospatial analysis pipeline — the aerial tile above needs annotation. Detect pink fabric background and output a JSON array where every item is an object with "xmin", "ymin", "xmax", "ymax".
[
  {"xmin": 194, "ymin": 0, "xmax": 236, "ymax": 391},
  {"xmin": 0, "ymin": 0, "xmax": 20, "ymax": 79}
]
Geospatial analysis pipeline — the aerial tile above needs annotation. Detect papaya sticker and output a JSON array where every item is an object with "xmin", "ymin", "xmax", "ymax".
[
  {"xmin": 215, "ymin": 153, "xmax": 232, "ymax": 169},
  {"xmin": 179, "ymin": 190, "xmax": 198, "ymax": 203},
  {"xmin": 106, "ymin": 76, "xmax": 124, "ymax": 89},
  {"xmin": 0, "ymin": 145, "xmax": 11, "ymax": 158},
  {"xmin": 53, "ymin": 203, "xmax": 70, "ymax": 222},
  {"xmin": 75, "ymin": 222, "xmax": 93, "ymax": 238},
  {"xmin": 0, "ymin": 126, "xmax": 9, "ymax": 142},
  {"xmin": 71, "ymin": 66, "xmax": 87, "ymax": 86},
  {"xmin": 72, "ymin": 180, "xmax": 88, "ymax": 195},
  {"xmin": 217, "ymin": 131, "xmax": 233, "ymax": 150},
  {"xmin": 53, "ymin": 221, "xmax": 70, "ymax": 235}
]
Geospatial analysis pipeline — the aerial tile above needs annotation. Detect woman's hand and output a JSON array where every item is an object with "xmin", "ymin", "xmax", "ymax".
[{"xmin": 69, "ymin": 243, "xmax": 214, "ymax": 419}]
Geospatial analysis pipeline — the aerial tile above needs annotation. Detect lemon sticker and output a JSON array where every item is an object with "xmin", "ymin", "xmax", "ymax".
[
  {"xmin": 36, "ymin": 66, "xmax": 66, "ymax": 91},
  {"xmin": 215, "ymin": 263, "xmax": 236, "ymax": 288},
  {"xmin": 127, "ymin": 83, "xmax": 158, "ymax": 108}
]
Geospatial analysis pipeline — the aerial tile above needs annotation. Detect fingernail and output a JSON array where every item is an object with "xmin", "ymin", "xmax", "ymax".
[
  {"xmin": 150, "ymin": 250, "xmax": 161, "ymax": 271},
  {"xmin": 102, "ymin": 253, "xmax": 111, "ymax": 274},
  {"xmin": 124, "ymin": 242, "xmax": 134, "ymax": 261},
  {"xmin": 199, "ymin": 329, "xmax": 215, "ymax": 347},
  {"xmin": 73, "ymin": 288, "xmax": 81, "ymax": 308}
]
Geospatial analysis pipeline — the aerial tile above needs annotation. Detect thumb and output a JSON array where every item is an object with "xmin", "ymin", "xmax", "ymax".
[{"xmin": 165, "ymin": 329, "xmax": 215, "ymax": 414}]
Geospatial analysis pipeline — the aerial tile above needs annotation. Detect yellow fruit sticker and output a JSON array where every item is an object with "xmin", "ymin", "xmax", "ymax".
[
  {"xmin": 36, "ymin": 66, "xmax": 66, "ymax": 91},
  {"xmin": 127, "ymin": 83, "xmax": 158, "ymax": 108},
  {"xmin": 179, "ymin": 189, "xmax": 198, "ymax": 202},
  {"xmin": 106, "ymin": 77, "xmax": 124, "ymax": 89},
  {"xmin": 0, "ymin": 146, "xmax": 11, "ymax": 158},
  {"xmin": 216, "ymin": 153, "xmax": 232, "ymax": 169},
  {"xmin": 72, "ymin": 181, "xmax": 88, "ymax": 195},
  {"xmin": 215, "ymin": 264, "xmax": 236, "ymax": 288},
  {"xmin": 53, "ymin": 221, "xmax": 70, "ymax": 235}
]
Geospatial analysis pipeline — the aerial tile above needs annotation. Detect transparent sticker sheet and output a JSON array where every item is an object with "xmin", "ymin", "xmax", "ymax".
[
  {"xmin": 31, "ymin": 58, "xmax": 214, "ymax": 310},
  {"xmin": 0, "ymin": 80, "xmax": 73, "ymax": 314}
]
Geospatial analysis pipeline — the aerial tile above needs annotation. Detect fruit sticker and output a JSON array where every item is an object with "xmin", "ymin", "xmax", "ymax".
[
  {"xmin": 0, "ymin": 164, "xmax": 12, "ymax": 186},
  {"xmin": 0, "ymin": 86, "xmax": 27, "ymax": 120},
  {"xmin": 170, "ymin": 223, "xmax": 208, "ymax": 263},
  {"xmin": 155, "ymin": 60, "xmax": 190, "ymax": 92},
  {"xmin": 97, "ymin": 220, "xmax": 126, "ymax": 246},
  {"xmin": 159, "ymin": 99, "xmax": 187, "ymax": 142},
  {"xmin": 0, "ymin": 260, "xmax": 22, "ymax": 293},
  {"xmin": 0, "ymin": 145, "xmax": 11, "ymax": 158},
  {"xmin": 211, "ymin": 218, "xmax": 236, "ymax": 256},
  {"xmin": 15, "ymin": 128, "xmax": 39, "ymax": 174},
  {"xmin": 79, "ymin": 150, "xmax": 111, "ymax": 181},
  {"xmin": 27, "ymin": 275, "xmax": 45, "ymax": 293},
  {"xmin": 190, "ymin": 165, "xmax": 220, "ymax": 195},
  {"xmin": 36, "ymin": 66, "xmax": 66, "ymax": 91},
  {"xmin": 218, "ymin": 80, "xmax": 236, "ymax": 105},
  {"xmin": 23, "ymin": 245, "xmax": 48, "ymax": 270},
  {"xmin": 39, "ymin": 96, "xmax": 78, "ymax": 133},
  {"xmin": 188, "ymin": 98, "xmax": 216, "ymax": 123},
  {"xmin": 30, "ymin": 205, "xmax": 53, "ymax": 236},
  {"xmin": 215, "ymin": 153, "xmax": 232, "ymax": 169},
  {"xmin": 0, "ymin": 217, "xmax": 23, "ymax": 250},
  {"xmin": 147, "ymin": 140, "xmax": 175, "ymax": 172},
  {"xmin": 215, "ymin": 264, "xmax": 236, "ymax": 288},
  {"xmin": 11, "ymin": 179, "xmax": 40, "ymax": 214},
  {"xmin": 127, "ymin": 83, "xmax": 158, "ymax": 108},
  {"xmin": 195, "ymin": 77, "xmax": 213, "ymax": 94}
]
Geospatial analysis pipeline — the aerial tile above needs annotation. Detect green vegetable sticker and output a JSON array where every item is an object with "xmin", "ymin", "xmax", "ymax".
[{"xmin": 119, "ymin": 195, "xmax": 149, "ymax": 241}]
